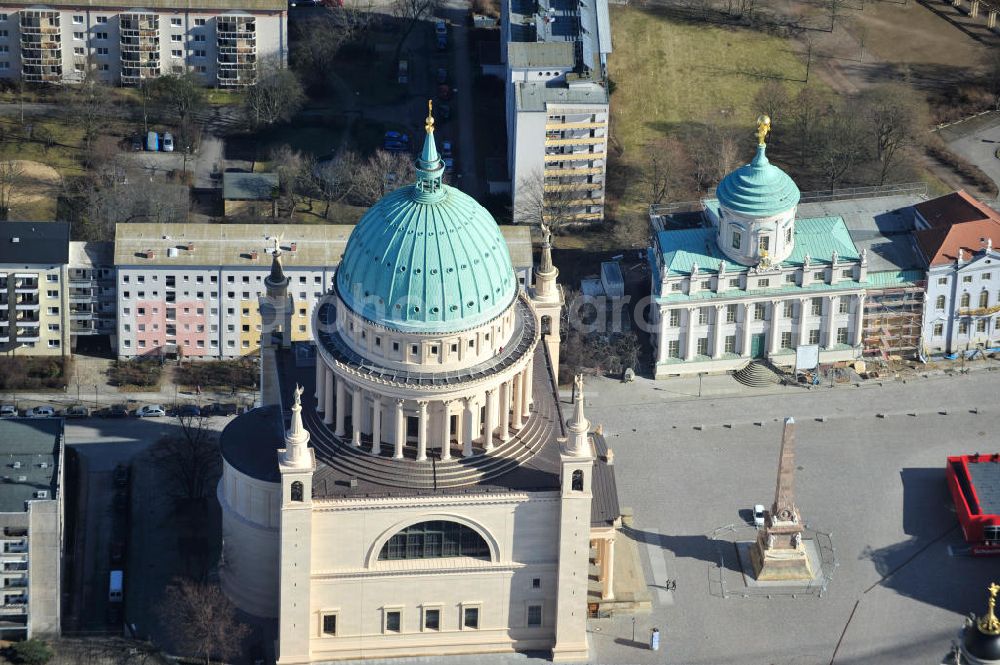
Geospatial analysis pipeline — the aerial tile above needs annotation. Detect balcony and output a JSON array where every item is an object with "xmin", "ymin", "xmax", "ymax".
[
  {"xmin": 3, "ymin": 542, "xmax": 26, "ymax": 554},
  {"xmin": 3, "ymin": 576, "xmax": 27, "ymax": 588},
  {"xmin": 2, "ymin": 561, "xmax": 26, "ymax": 572},
  {"xmin": 15, "ymin": 332, "xmax": 39, "ymax": 342},
  {"xmin": 69, "ymin": 311, "xmax": 93, "ymax": 321},
  {"xmin": 68, "ymin": 294, "xmax": 93, "ymax": 305}
]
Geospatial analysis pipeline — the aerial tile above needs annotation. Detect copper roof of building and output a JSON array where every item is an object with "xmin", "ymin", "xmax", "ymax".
[{"xmin": 914, "ymin": 190, "xmax": 1000, "ymax": 228}]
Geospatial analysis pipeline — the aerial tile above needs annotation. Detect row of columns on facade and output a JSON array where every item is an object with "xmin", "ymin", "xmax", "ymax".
[
  {"xmin": 660, "ymin": 293, "xmax": 866, "ymax": 361},
  {"xmin": 314, "ymin": 360, "xmax": 534, "ymax": 461},
  {"xmin": 953, "ymin": 0, "xmax": 999, "ymax": 25}
]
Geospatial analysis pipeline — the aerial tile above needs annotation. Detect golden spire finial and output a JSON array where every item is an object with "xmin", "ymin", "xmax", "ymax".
[
  {"xmin": 756, "ymin": 114, "xmax": 771, "ymax": 146},
  {"xmin": 978, "ymin": 582, "xmax": 1000, "ymax": 635},
  {"xmin": 425, "ymin": 99, "xmax": 435, "ymax": 134}
]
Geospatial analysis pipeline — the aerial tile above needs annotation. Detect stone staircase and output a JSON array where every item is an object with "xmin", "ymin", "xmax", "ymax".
[{"xmin": 733, "ymin": 360, "xmax": 782, "ymax": 388}]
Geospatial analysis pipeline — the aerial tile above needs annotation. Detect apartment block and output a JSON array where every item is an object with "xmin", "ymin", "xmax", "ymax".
[
  {"xmin": 67, "ymin": 242, "xmax": 116, "ymax": 352},
  {"xmin": 0, "ymin": 223, "xmax": 70, "ymax": 357},
  {"xmin": 114, "ymin": 224, "xmax": 536, "ymax": 360},
  {"xmin": 0, "ymin": 0, "xmax": 286, "ymax": 87},
  {"xmin": 0, "ymin": 418, "xmax": 64, "ymax": 639},
  {"xmin": 502, "ymin": 0, "xmax": 612, "ymax": 224}
]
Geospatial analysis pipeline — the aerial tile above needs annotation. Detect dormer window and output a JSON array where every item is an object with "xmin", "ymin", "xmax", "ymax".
[{"xmin": 731, "ymin": 230, "xmax": 741, "ymax": 250}]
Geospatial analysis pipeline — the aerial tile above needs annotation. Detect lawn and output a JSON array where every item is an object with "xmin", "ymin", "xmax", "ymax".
[{"xmin": 607, "ymin": 6, "xmax": 814, "ymax": 214}]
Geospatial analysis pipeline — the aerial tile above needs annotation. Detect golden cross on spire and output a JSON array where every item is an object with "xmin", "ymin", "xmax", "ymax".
[
  {"xmin": 425, "ymin": 99, "xmax": 435, "ymax": 134},
  {"xmin": 979, "ymin": 582, "xmax": 1000, "ymax": 635},
  {"xmin": 756, "ymin": 114, "xmax": 771, "ymax": 146}
]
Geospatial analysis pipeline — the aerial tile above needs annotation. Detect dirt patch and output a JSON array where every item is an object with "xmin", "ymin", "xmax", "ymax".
[{"xmin": 7, "ymin": 159, "xmax": 61, "ymax": 220}]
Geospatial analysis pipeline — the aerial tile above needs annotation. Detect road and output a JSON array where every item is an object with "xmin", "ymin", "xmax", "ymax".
[
  {"xmin": 441, "ymin": 0, "xmax": 481, "ymax": 197},
  {"xmin": 940, "ymin": 111, "xmax": 1000, "ymax": 197}
]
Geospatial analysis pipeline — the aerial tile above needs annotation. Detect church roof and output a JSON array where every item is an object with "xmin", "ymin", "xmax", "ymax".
[
  {"xmin": 335, "ymin": 115, "xmax": 518, "ymax": 334},
  {"xmin": 715, "ymin": 144, "xmax": 800, "ymax": 217}
]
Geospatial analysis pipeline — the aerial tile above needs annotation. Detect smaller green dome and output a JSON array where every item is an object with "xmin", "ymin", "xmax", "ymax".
[{"xmin": 716, "ymin": 144, "xmax": 800, "ymax": 218}]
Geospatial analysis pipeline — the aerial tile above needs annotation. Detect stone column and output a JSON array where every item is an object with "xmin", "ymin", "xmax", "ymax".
[
  {"xmin": 796, "ymin": 298, "xmax": 808, "ymax": 347},
  {"xmin": 511, "ymin": 372, "xmax": 523, "ymax": 430},
  {"xmin": 854, "ymin": 293, "xmax": 866, "ymax": 347},
  {"xmin": 989, "ymin": 9, "xmax": 996, "ymax": 28},
  {"xmin": 334, "ymin": 379, "xmax": 346, "ymax": 437},
  {"xmin": 483, "ymin": 388, "xmax": 496, "ymax": 451},
  {"xmin": 738, "ymin": 303, "xmax": 752, "ymax": 356},
  {"xmin": 393, "ymin": 398, "xmax": 405, "ymax": 459},
  {"xmin": 824, "ymin": 296, "xmax": 837, "ymax": 349},
  {"xmin": 712, "ymin": 305, "xmax": 724, "ymax": 359},
  {"xmin": 524, "ymin": 360, "xmax": 533, "ymax": 412},
  {"xmin": 657, "ymin": 307, "xmax": 669, "ymax": 363},
  {"xmin": 416, "ymin": 400, "xmax": 428, "ymax": 461},
  {"xmin": 972, "ymin": 0, "xmax": 980, "ymax": 18},
  {"xmin": 370, "ymin": 396, "xmax": 382, "ymax": 455},
  {"xmin": 463, "ymin": 398, "xmax": 475, "ymax": 457},
  {"xmin": 323, "ymin": 369, "xmax": 334, "ymax": 425},
  {"xmin": 499, "ymin": 381, "xmax": 510, "ymax": 442},
  {"xmin": 315, "ymin": 359, "xmax": 325, "ymax": 404},
  {"xmin": 440, "ymin": 402, "xmax": 452, "ymax": 460},
  {"xmin": 602, "ymin": 537, "xmax": 616, "ymax": 600},
  {"xmin": 684, "ymin": 308, "xmax": 696, "ymax": 359},
  {"xmin": 768, "ymin": 299, "xmax": 781, "ymax": 355},
  {"xmin": 351, "ymin": 387, "xmax": 362, "ymax": 447}
]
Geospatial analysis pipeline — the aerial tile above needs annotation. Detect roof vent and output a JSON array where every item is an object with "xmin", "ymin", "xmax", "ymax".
[
  {"xmin": 34, "ymin": 490, "xmax": 47, "ymax": 499},
  {"xmin": 250, "ymin": 250, "xmax": 259, "ymax": 261},
  {"xmin": 167, "ymin": 247, "xmax": 179, "ymax": 258},
  {"xmin": 11, "ymin": 462, "xmax": 21, "ymax": 469},
  {"xmin": 349, "ymin": 478, "xmax": 358, "ymax": 488},
  {"xmin": 187, "ymin": 242, "xmax": 195, "ymax": 252},
  {"xmin": 38, "ymin": 462, "xmax": 48, "ymax": 469},
  {"xmin": 16, "ymin": 476, "xmax": 26, "ymax": 482},
  {"xmin": 289, "ymin": 242, "xmax": 297, "ymax": 252},
  {"xmin": 11, "ymin": 237, "xmax": 18, "ymax": 243}
]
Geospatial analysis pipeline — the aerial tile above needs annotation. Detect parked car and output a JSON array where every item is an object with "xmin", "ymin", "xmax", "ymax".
[
  {"xmin": 204, "ymin": 402, "xmax": 239, "ymax": 416},
  {"xmin": 63, "ymin": 405, "xmax": 91, "ymax": 418},
  {"xmin": 753, "ymin": 504, "xmax": 766, "ymax": 527},
  {"xmin": 134, "ymin": 404, "xmax": 166, "ymax": 418},
  {"xmin": 0, "ymin": 405, "xmax": 16, "ymax": 419},
  {"xmin": 131, "ymin": 135, "xmax": 143, "ymax": 152},
  {"xmin": 25, "ymin": 406, "xmax": 55, "ymax": 418},
  {"xmin": 435, "ymin": 19, "xmax": 447, "ymax": 36},
  {"xmin": 146, "ymin": 131, "xmax": 159, "ymax": 152},
  {"xmin": 100, "ymin": 404, "xmax": 129, "ymax": 419},
  {"xmin": 162, "ymin": 132, "xmax": 175, "ymax": 152},
  {"xmin": 441, "ymin": 140, "xmax": 453, "ymax": 158},
  {"xmin": 177, "ymin": 404, "xmax": 201, "ymax": 418},
  {"xmin": 384, "ymin": 131, "xmax": 409, "ymax": 144}
]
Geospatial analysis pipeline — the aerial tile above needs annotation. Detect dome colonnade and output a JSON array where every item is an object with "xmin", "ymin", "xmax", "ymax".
[{"xmin": 310, "ymin": 102, "xmax": 541, "ymax": 463}]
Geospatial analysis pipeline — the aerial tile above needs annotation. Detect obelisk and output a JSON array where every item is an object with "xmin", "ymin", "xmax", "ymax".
[{"xmin": 750, "ymin": 417, "xmax": 814, "ymax": 581}]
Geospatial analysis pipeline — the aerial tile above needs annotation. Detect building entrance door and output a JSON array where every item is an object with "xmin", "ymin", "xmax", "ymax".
[{"xmin": 750, "ymin": 333, "xmax": 766, "ymax": 358}]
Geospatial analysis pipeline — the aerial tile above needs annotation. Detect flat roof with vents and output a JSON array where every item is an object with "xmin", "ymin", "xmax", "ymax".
[{"xmin": 0, "ymin": 419, "xmax": 61, "ymax": 513}]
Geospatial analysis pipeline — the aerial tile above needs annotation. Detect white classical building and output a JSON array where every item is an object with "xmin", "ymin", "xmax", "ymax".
[
  {"xmin": 648, "ymin": 119, "xmax": 867, "ymax": 377},
  {"xmin": 218, "ymin": 115, "xmax": 619, "ymax": 663}
]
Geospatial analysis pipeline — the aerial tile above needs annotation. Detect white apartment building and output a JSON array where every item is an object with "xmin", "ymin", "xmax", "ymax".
[
  {"xmin": 502, "ymin": 0, "xmax": 611, "ymax": 224},
  {"xmin": 0, "ymin": 418, "xmax": 64, "ymax": 640},
  {"xmin": 114, "ymin": 224, "xmax": 534, "ymax": 360},
  {"xmin": 0, "ymin": 0, "xmax": 286, "ymax": 86}
]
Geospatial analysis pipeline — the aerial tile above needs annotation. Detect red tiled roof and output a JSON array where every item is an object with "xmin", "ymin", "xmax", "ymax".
[
  {"xmin": 916, "ymin": 219, "xmax": 1000, "ymax": 266},
  {"xmin": 914, "ymin": 190, "xmax": 1000, "ymax": 228}
]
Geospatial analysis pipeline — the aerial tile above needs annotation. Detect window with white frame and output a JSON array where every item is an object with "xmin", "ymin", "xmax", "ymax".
[
  {"xmin": 809, "ymin": 329, "xmax": 820, "ymax": 344},
  {"xmin": 780, "ymin": 331, "xmax": 792, "ymax": 349},
  {"xmin": 837, "ymin": 327, "xmax": 848, "ymax": 344},
  {"xmin": 422, "ymin": 607, "xmax": 440, "ymax": 631},
  {"xmin": 977, "ymin": 319, "xmax": 987, "ymax": 333},
  {"xmin": 933, "ymin": 323, "xmax": 943, "ymax": 337},
  {"xmin": 384, "ymin": 609, "xmax": 401, "ymax": 633},
  {"xmin": 462, "ymin": 604, "xmax": 480, "ymax": 630},
  {"xmin": 668, "ymin": 309, "xmax": 680, "ymax": 327},
  {"xmin": 171, "ymin": 17, "xmax": 182, "ymax": 26},
  {"xmin": 321, "ymin": 613, "xmax": 337, "ymax": 636},
  {"xmin": 726, "ymin": 304, "xmax": 737, "ymax": 323},
  {"xmin": 936, "ymin": 295, "xmax": 946, "ymax": 310},
  {"xmin": 667, "ymin": 340, "xmax": 680, "ymax": 358}
]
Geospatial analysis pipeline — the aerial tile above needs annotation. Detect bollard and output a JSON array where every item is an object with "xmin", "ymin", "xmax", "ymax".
[{"xmin": 650, "ymin": 627, "xmax": 660, "ymax": 651}]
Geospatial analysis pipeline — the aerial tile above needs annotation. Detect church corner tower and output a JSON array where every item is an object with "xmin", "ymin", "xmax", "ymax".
[
  {"xmin": 531, "ymin": 224, "xmax": 563, "ymax": 378},
  {"xmin": 552, "ymin": 374, "xmax": 595, "ymax": 663},
  {"xmin": 277, "ymin": 385, "xmax": 315, "ymax": 665}
]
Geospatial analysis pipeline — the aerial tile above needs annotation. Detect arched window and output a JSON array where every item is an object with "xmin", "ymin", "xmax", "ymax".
[
  {"xmin": 290, "ymin": 481, "xmax": 303, "ymax": 502},
  {"xmin": 378, "ymin": 521, "xmax": 490, "ymax": 561},
  {"xmin": 961, "ymin": 292, "xmax": 971, "ymax": 308},
  {"xmin": 541, "ymin": 315, "xmax": 552, "ymax": 335},
  {"xmin": 981, "ymin": 291, "xmax": 990, "ymax": 308},
  {"xmin": 572, "ymin": 469, "xmax": 584, "ymax": 491},
  {"xmin": 936, "ymin": 295, "xmax": 946, "ymax": 310}
]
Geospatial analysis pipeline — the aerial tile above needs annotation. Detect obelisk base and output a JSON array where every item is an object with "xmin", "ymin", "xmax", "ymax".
[{"xmin": 750, "ymin": 524, "xmax": 814, "ymax": 581}]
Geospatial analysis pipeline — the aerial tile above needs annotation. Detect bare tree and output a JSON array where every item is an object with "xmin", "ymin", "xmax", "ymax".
[
  {"xmin": 311, "ymin": 151, "xmax": 361, "ymax": 218},
  {"xmin": 642, "ymin": 136, "xmax": 694, "ymax": 204},
  {"xmin": 983, "ymin": 48, "xmax": 1000, "ymax": 111},
  {"xmin": 789, "ymin": 86, "xmax": 828, "ymax": 167},
  {"xmin": 243, "ymin": 61, "xmax": 306, "ymax": 129},
  {"xmin": 715, "ymin": 125, "xmax": 743, "ymax": 182},
  {"xmin": 290, "ymin": 16, "xmax": 345, "ymax": 92},
  {"xmin": 269, "ymin": 144, "xmax": 307, "ymax": 217},
  {"xmin": 753, "ymin": 80, "xmax": 790, "ymax": 126},
  {"xmin": 391, "ymin": 0, "xmax": 442, "ymax": 64},
  {"xmin": 0, "ymin": 160, "xmax": 24, "ymax": 221},
  {"xmin": 147, "ymin": 416, "xmax": 220, "ymax": 502},
  {"xmin": 815, "ymin": 103, "xmax": 869, "ymax": 190},
  {"xmin": 64, "ymin": 78, "xmax": 112, "ymax": 162},
  {"xmin": 158, "ymin": 578, "xmax": 250, "ymax": 665},
  {"xmin": 353, "ymin": 149, "xmax": 415, "ymax": 206},
  {"xmin": 859, "ymin": 83, "xmax": 925, "ymax": 185},
  {"xmin": 513, "ymin": 169, "xmax": 586, "ymax": 230}
]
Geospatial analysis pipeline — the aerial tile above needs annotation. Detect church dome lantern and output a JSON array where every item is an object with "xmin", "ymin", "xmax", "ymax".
[
  {"xmin": 714, "ymin": 116, "xmax": 801, "ymax": 267},
  {"xmin": 335, "ymin": 101, "xmax": 518, "ymax": 334}
]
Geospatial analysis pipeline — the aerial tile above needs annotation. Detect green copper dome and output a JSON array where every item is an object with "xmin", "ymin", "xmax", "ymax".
[
  {"xmin": 336, "ymin": 118, "xmax": 517, "ymax": 334},
  {"xmin": 716, "ymin": 144, "xmax": 800, "ymax": 218}
]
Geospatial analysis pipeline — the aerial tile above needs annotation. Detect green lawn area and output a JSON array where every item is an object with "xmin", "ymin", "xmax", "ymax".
[{"xmin": 607, "ymin": 6, "xmax": 814, "ymax": 214}]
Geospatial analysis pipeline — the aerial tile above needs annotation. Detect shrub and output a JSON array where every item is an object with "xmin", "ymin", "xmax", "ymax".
[
  {"xmin": 108, "ymin": 359, "xmax": 163, "ymax": 388},
  {"xmin": 174, "ymin": 359, "xmax": 256, "ymax": 391},
  {"xmin": 6, "ymin": 639, "xmax": 54, "ymax": 665},
  {"xmin": 0, "ymin": 357, "xmax": 70, "ymax": 390}
]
